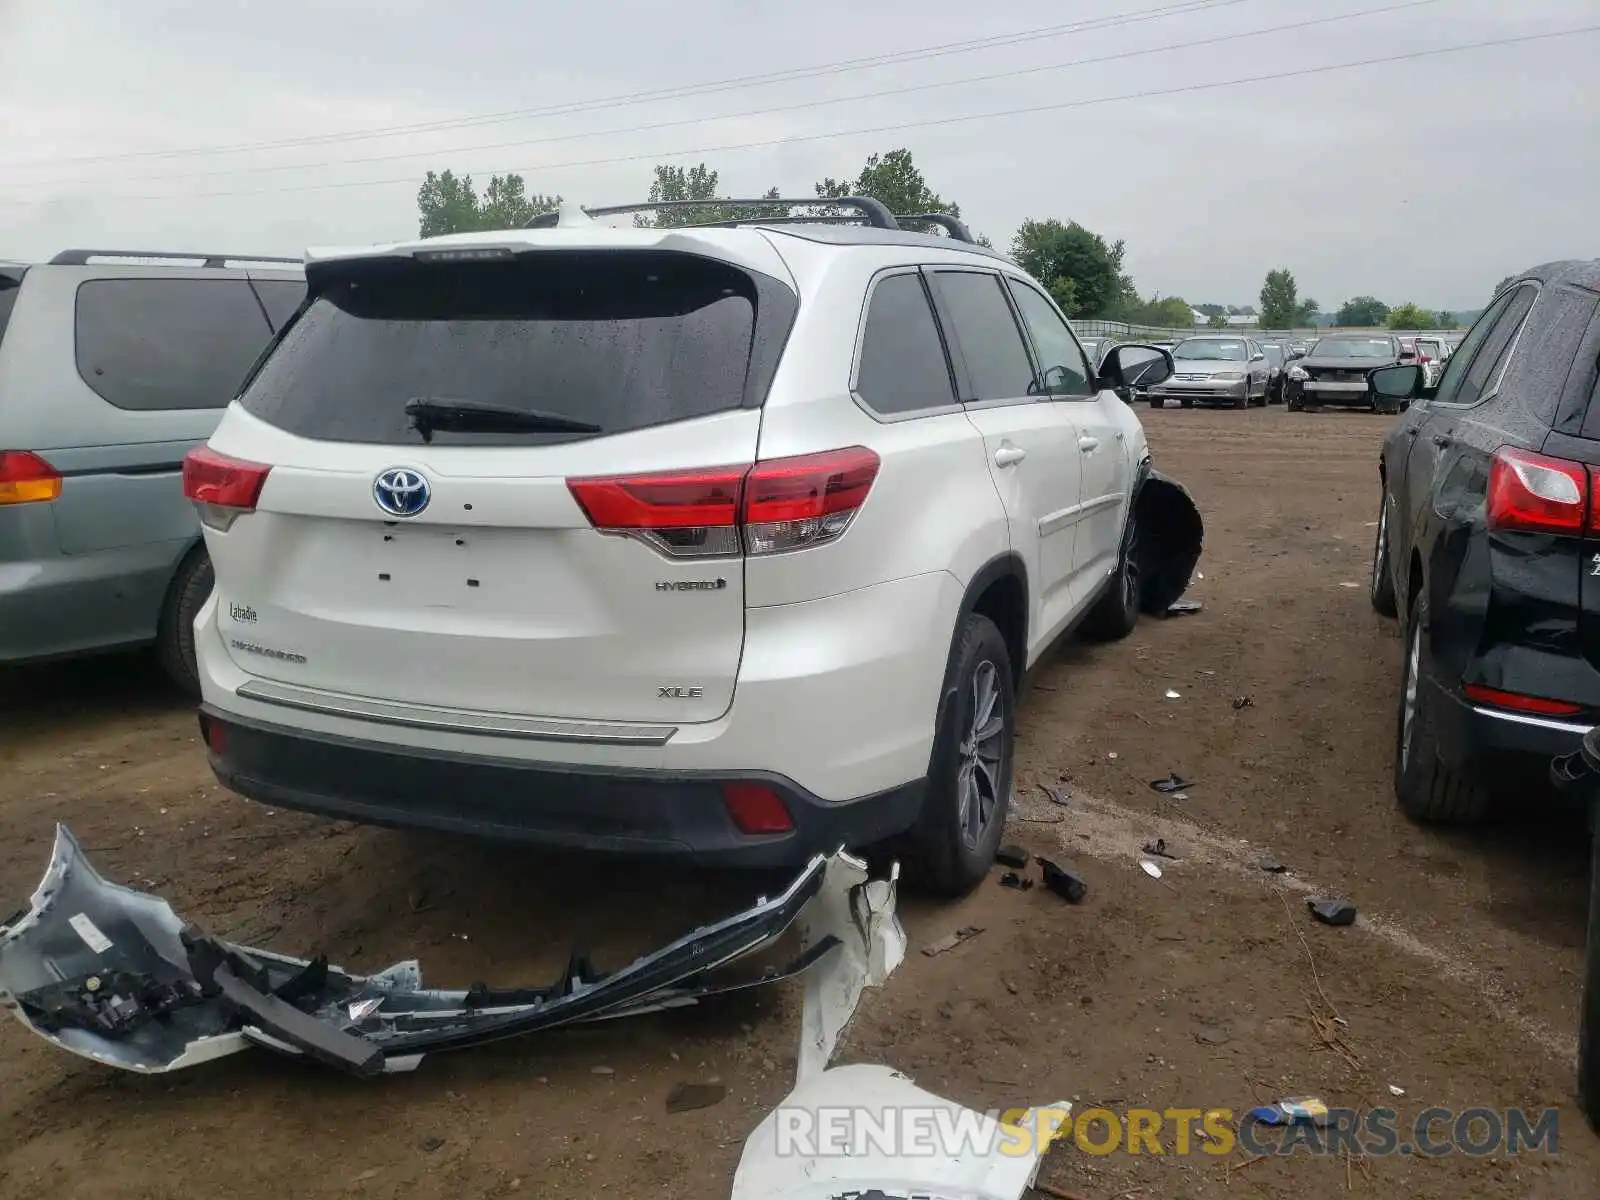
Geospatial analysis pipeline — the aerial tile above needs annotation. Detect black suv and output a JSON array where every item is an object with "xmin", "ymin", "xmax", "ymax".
[{"xmin": 1369, "ymin": 259, "xmax": 1600, "ymax": 821}]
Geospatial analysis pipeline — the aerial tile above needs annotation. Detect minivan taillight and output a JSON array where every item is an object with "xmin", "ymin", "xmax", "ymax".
[
  {"xmin": 566, "ymin": 447, "xmax": 881, "ymax": 558},
  {"xmin": 183, "ymin": 446, "xmax": 271, "ymax": 531},
  {"xmin": 0, "ymin": 451, "xmax": 62, "ymax": 506},
  {"xmin": 1486, "ymin": 447, "xmax": 1588, "ymax": 535}
]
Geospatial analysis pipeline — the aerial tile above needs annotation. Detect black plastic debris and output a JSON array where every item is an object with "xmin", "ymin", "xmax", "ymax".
[
  {"xmin": 1142, "ymin": 839, "xmax": 1180, "ymax": 861},
  {"xmin": 1232, "ymin": 695, "xmax": 1254, "ymax": 710},
  {"xmin": 1259, "ymin": 856, "xmax": 1288, "ymax": 874},
  {"xmin": 1149, "ymin": 774, "xmax": 1190, "ymax": 794},
  {"xmin": 995, "ymin": 845, "xmax": 1030, "ymax": 870},
  {"xmin": 998, "ymin": 872, "xmax": 1034, "ymax": 891},
  {"xmin": 666, "ymin": 1081, "xmax": 727, "ymax": 1114},
  {"xmin": 1307, "ymin": 898, "xmax": 1357, "ymax": 927},
  {"xmin": 1164, "ymin": 598, "xmax": 1203, "ymax": 617},
  {"xmin": 1041, "ymin": 783, "xmax": 1071, "ymax": 807},
  {"xmin": 1036, "ymin": 858, "xmax": 1088, "ymax": 904}
]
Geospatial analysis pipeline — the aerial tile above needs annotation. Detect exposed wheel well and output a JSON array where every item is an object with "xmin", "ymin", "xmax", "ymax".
[{"xmin": 968, "ymin": 565, "xmax": 1027, "ymax": 687}]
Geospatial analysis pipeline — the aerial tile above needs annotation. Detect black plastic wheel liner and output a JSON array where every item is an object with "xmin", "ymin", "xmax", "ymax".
[{"xmin": 1135, "ymin": 469, "xmax": 1205, "ymax": 614}]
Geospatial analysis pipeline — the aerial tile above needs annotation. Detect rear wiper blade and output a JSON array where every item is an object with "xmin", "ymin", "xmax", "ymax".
[{"xmin": 404, "ymin": 398, "xmax": 601, "ymax": 441}]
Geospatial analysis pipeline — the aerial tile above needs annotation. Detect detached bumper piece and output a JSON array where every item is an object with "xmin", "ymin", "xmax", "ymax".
[{"xmin": 0, "ymin": 825, "xmax": 894, "ymax": 1077}]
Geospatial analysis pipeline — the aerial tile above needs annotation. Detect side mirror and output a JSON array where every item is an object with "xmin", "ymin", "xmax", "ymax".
[
  {"xmin": 1099, "ymin": 344, "xmax": 1174, "ymax": 392},
  {"xmin": 1369, "ymin": 363, "xmax": 1425, "ymax": 401},
  {"xmin": 1288, "ymin": 349, "xmax": 1306, "ymax": 360},
  {"xmin": 1250, "ymin": 352, "xmax": 1265, "ymax": 362}
]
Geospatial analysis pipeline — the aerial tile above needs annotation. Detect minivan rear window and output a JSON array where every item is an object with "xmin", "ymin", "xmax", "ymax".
[
  {"xmin": 75, "ymin": 278, "xmax": 276, "ymax": 411},
  {"xmin": 239, "ymin": 252, "xmax": 763, "ymax": 445}
]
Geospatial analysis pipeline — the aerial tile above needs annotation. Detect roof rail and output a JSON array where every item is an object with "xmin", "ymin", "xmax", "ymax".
[
  {"xmin": 893, "ymin": 213, "xmax": 977, "ymax": 244},
  {"xmin": 48, "ymin": 249, "xmax": 301, "ymax": 268},
  {"xmin": 525, "ymin": 196, "xmax": 901, "ymax": 231}
]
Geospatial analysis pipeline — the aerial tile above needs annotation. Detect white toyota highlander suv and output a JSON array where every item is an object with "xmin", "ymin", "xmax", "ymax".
[{"xmin": 183, "ymin": 197, "xmax": 1202, "ymax": 895}]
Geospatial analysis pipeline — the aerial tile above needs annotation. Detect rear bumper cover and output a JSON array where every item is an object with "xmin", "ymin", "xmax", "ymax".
[
  {"xmin": 202, "ymin": 709, "xmax": 925, "ymax": 867},
  {"xmin": 1425, "ymin": 674, "xmax": 1591, "ymax": 770}
]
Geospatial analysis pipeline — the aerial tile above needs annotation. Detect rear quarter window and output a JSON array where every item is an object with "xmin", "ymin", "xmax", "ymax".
[
  {"xmin": 241, "ymin": 252, "xmax": 766, "ymax": 445},
  {"xmin": 853, "ymin": 272, "xmax": 956, "ymax": 416},
  {"xmin": 75, "ymin": 278, "xmax": 276, "ymax": 411}
]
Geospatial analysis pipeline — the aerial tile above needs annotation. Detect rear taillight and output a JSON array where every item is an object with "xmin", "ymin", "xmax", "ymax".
[
  {"xmin": 183, "ymin": 446, "xmax": 271, "ymax": 531},
  {"xmin": 1462, "ymin": 683, "xmax": 1582, "ymax": 717},
  {"xmin": 567, "ymin": 447, "xmax": 880, "ymax": 558},
  {"xmin": 0, "ymin": 450, "xmax": 62, "ymax": 506},
  {"xmin": 1486, "ymin": 447, "xmax": 1587, "ymax": 535}
]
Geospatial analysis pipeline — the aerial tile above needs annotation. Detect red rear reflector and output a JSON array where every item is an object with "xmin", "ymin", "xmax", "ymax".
[
  {"xmin": 1486, "ymin": 446, "xmax": 1586, "ymax": 535},
  {"xmin": 567, "ymin": 447, "xmax": 880, "ymax": 558},
  {"xmin": 183, "ymin": 446, "xmax": 271, "ymax": 510},
  {"xmin": 198, "ymin": 713, "xmax": 229, "ymax": 754},
  {"xmin": 0, "ymin": 450, "xmax": 63, "ymax": 506},
  {"xmin": 1463, "ymin": 684, "xmax": 1581, "ymax": 717},
  {"xmin": 721, "ymin": 782, "xmax": 793, "ymax": 835}
]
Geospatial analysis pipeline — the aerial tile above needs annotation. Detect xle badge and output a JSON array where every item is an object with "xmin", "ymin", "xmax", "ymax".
[{"xmin": 658, "ymin": 686, "xmax": 705, "ymax": 699}]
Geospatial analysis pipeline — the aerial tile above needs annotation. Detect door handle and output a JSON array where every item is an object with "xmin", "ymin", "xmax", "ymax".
[
  {"xmin": 1078, "ymin": 436, "xmax": 1100, "ymax": 453},
  {"xmin": 994, "ymin": 445, "xmax": 1027, "ymax": 468}
]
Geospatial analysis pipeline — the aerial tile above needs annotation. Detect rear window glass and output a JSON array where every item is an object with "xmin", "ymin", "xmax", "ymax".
[
  {"xmin": 75, "ymin": 278, "xmax": 275, "ymax": 411},
  {"xmin": 240, "ymin": 253, "xmax": 758, "ymax": 445},
  {"xmin": 251, "ymin": 279, "xmax": 306, "ymax": 332}
]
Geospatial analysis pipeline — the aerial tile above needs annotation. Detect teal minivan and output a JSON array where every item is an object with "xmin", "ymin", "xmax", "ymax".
[{"xmin": 0, "ymin": 250, "xmax": 304, "ymax": 692}]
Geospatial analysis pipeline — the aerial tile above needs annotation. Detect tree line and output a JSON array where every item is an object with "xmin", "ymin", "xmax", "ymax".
[{"xmin": 414, "ymin": 152, "xmax": 1455, "ymax": 330}]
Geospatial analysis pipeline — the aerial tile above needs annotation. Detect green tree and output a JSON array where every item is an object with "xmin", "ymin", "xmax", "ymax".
[
  {"xmin": 1045, "ymin": 275, "xmax": 1077, "ymax": 317},
  {"xmin": 1010, "ymin": 218, "xmax": 1128, "ymax": 319},
  {"xmin": 1194, "ymin": 303, "xmax": 1227, "ymax": 318},
  {"xmin": 1385, "ymin": 302, "xmax": 1435, "ymax": 330},
  {"xmin": 1120, "ymin": 293, "xmax": 1194, "ymax": 329},
  {"xmin": 1259, "ymin": 269, "xmax": 1300, "ymax": 328},
  {"xmin": 1207, "ymin": 312, "xmax": 1229, "ymax": 329},
  {"xmin": 416, "ymin": 170, "xmax": 559, "ymax": 236},
  {"xmin": 815, "ymin": 148, "xmax": 958, "ymax": 221},
  {"xmin": 1435, "ymin": 310, "xmax": 1455, "ymax": 329},
  {"xmin": 1334, "ymin": 295, "xmax": 1390, "ymax": 327},
  {"xmin": 633, "ymin": 165, "xmax": 782, "ymax": 228},
  {"xmin": 1493, "ymin": 275, "xmax": 1517, "ymax": 297}
]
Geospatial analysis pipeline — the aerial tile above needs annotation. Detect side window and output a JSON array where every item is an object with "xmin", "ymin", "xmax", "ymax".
[
  {"xmin": 1006, "ymin": 280, "xmax": 1093, "ymax": 397},
  {"xmin": 251, "ymin": 279, "xmax": 307, "ymax": 332},
  {"xmin": 853, "ymin": 272, "xmax": 957, "ymax": 416},
  {"xmin": 1456, "ymin": 285, "xmax": 1537, "ymax": 406},
  {"xmin": 75, "ymin": 278, "xmax": 276, "ymax": 411},
  {"xmin": 1431, "ymin": 287, "xmax": 1519, "ymax": 406},
  {"xmin": 0, "ymin": 273, "xmax": 21, "ymax": 351},
  {"xmin": 929, "ymin": 271, "xmax": 1038, "ymax": 402}
]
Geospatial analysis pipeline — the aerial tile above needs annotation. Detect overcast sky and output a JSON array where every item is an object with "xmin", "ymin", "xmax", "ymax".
[{"xmin": 1, "ymin": 0, "xmax": 1594, "ymax": 311}]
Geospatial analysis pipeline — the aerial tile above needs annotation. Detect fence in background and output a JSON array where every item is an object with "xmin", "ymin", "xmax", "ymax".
[{"xmin": 1073, "ymin": 319, "xmax": 1463, "ymax": 343}]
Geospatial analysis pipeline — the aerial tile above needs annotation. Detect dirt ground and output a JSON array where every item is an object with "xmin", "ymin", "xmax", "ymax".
[{"xmin": 2, "ymin": 407, "xmax": 1596, "ymax": 1199}]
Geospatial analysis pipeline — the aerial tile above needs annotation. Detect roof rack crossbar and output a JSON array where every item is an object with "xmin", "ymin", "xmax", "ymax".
[
  {"xmin": 48, "ymin": 249, "xmax": 301, "ymax": 267},
  {"xmin": 525, "ymin": 196, "xmax": 900, "ymax": 230},
  {"xmin": 894, "ymin": 213, "xmax": 977, "ymax": 244}
]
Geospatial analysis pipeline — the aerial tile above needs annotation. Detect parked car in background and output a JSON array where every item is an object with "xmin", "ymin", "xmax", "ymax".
[
  {"xmin": 1258, "ymin": 341, "xmax": 1288, "ymax": 402},
  {"xmin": 1145, "ymin": 335, "xmax": 1271, "ymax": 408},
  {"xmin": 1413, "ymin": 335, "xmax": 1449, "ymax": 385},
  {"xmin": 0, "ymin": 250, "xmax": 305, "ymax": 692},
  {"xmin": 187, "ymin": 198, "xmax": 1202, "ymax": 895},
  {"xmin": 1368, "ymin": 259, "xmax": 1600, "ymax": 822},
  {"xmin": 1285, "ymin": 334, "xmax": 1412, "ymax": 413}
]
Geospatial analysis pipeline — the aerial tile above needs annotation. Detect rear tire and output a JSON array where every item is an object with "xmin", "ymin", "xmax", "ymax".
[
  {"xmin": 157, "ymin": 548, "xmax": 213, "ymax": 698},
  {"xmin": 1394, "ymin": 588, "xmax": 1490, "ymax": 824},
  {"xmin": 1180, "ymin": 398, "xmax": 1194, "ymax": 409},
  {"xmin": 1081, "ymin": 510, "xmax": 1142, "ymax": 643},
  {"xmin": 906, "ymin": 613, "xmax": 1014, "ymax": 896},
  {"xmin": 1370, "ymin": 495, "xmax": 1398, "ymax": 618}
]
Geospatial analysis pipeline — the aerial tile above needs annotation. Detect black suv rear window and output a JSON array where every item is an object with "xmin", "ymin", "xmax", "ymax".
[
  {"xmin": 75, "ymin": 278, "xmax": 276, "ymax": 411},
  {"xmin": 240, "ymin": 252, "xmax": 763, "ymax": 445}
]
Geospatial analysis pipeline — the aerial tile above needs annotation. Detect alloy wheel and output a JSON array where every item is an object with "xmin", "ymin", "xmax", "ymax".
[
  {"xmin": 956, "ymin": 660, "xmax": 1005, "ymax": 849},
  {"xmin": 1401, "ymin": 619, "xmax": 1421, "ymax": 772}
]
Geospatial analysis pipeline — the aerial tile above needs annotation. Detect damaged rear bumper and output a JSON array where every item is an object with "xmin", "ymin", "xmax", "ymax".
[{"xmin": 0, "ymin": 825, "xmax": 896, "ymax": 1076}]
